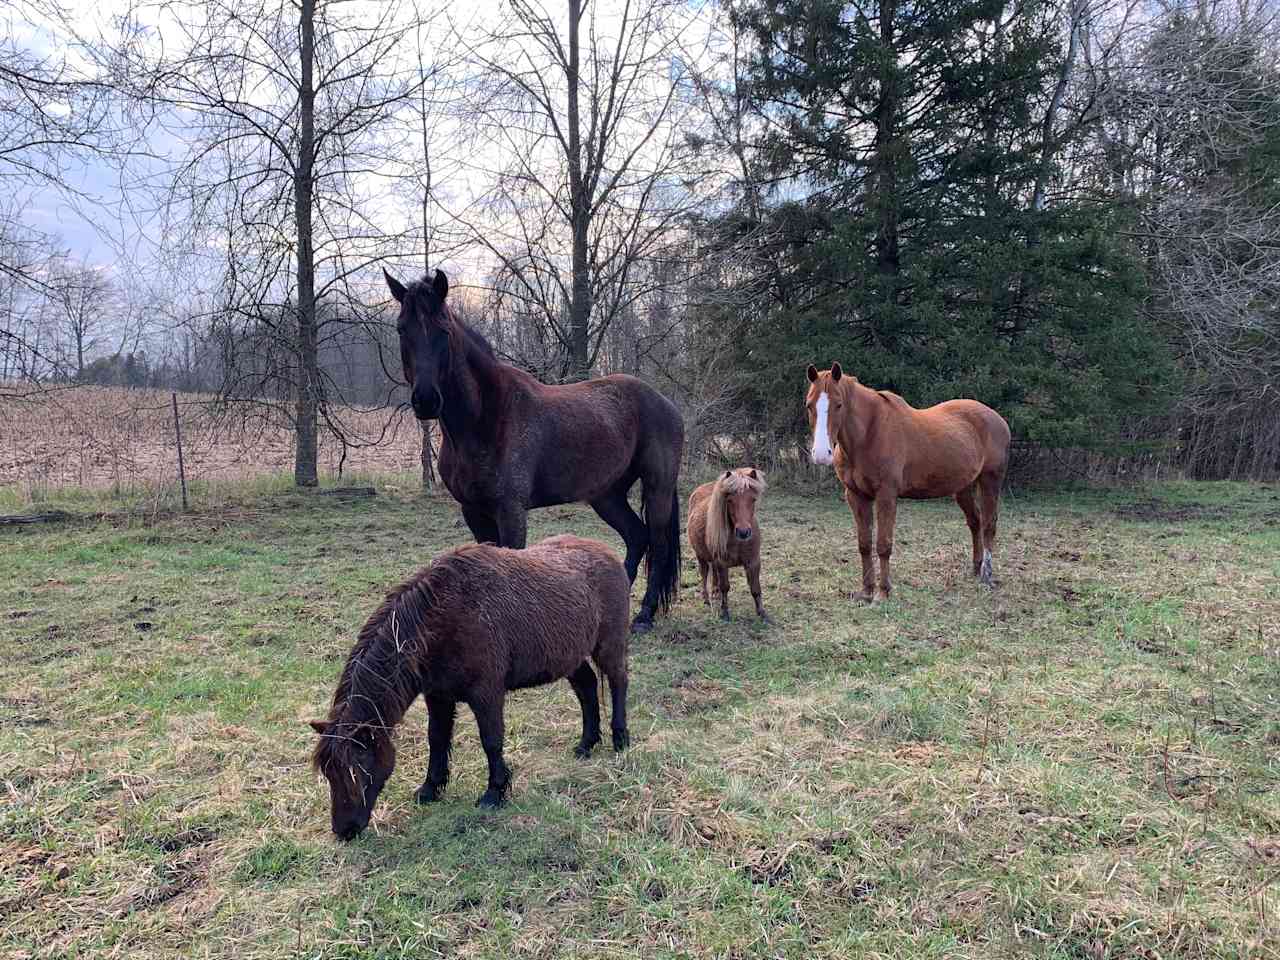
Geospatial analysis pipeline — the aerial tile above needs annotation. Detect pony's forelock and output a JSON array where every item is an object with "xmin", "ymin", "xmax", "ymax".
[{"xmin": 705, "ymin": 468, "xmax": 766, "ymax": 561}]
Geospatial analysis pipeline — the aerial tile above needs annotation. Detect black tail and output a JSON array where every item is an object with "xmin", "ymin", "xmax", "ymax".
[{"xmin": 643, "ymin": 488, "xmax": 681, "ymax": 615}]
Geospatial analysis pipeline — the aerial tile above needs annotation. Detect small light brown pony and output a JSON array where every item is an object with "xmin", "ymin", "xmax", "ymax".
[
  {"xmin": 688, "ymin": 468, "xmax": 769, "ymax": 621},
  {"xmin": 805, "ymin": 363, "xmax": 1011, "ymax": 600}
]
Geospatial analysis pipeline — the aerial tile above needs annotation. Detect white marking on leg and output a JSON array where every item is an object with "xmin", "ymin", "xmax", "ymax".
[
  {"xmin": 980, "ymin": 548, "xmax": 993, "ymax": 585},
  {"xmin": 811, "ymin": 391, "xmax": 833, "ymax": 465}
]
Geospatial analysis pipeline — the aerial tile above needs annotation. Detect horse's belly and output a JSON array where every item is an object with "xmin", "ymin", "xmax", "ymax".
[{"xmin": 505, "ymin": 630, "xmax": 595, "ymax": 690}]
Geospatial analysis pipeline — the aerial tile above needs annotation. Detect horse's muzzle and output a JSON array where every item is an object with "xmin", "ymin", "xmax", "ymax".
[
  {"xmin": 411, "ymin": 389, "xmax": 442, "ymax": 420},
  {"xmin": 811, "ymin": 451, "xmax": 834, "ymax": 466}
]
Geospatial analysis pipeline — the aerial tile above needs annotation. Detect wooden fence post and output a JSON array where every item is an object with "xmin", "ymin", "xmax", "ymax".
[{"xmin": 171, "ymin": 392, "xmax": 189, "ymax": 511}]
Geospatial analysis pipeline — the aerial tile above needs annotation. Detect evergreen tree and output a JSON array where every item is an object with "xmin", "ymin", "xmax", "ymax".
[{"xmin": 718, "ymin": 0, "xmax": 1175, "ymax": 450}]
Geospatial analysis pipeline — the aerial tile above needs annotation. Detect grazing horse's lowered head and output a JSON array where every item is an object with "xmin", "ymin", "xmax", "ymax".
[
  {"xmin": 385, "ymin": 268, "xmax": 454, "ymax": 421},
  {"xmin": 310, "ymin": 718, "xmax": 397, "ymax": 841}
]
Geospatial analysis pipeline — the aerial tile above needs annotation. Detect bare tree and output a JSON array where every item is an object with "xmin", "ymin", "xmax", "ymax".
[
  {"xmin": 109, "ymin": 0, "xmax": 443, "ymax": 485},
  {"xmin": 454, "ymin": 0, "xmax": 697, "ymax": 381},
  {"xmin": 1077, "ymin": 0, "xmax": 1280, "ymax": 476},
  {"xmin": 44, "ymin": 254, "xmax": 118, "ymax": 377}
]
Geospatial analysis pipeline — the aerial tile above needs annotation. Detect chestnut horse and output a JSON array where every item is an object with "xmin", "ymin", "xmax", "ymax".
[
  {"xmin": 385, "ymin": 269, "xmax": 683, "ymax": 632},
  {"xmin": 688, "ymin": 468, "xmax": 769, "ymax": 622},
  {"xmin": 311, "ymin": 534, "xmax": 631, "ymax": 840},
  {"xmin": 805, "ymin": 363, "xmax": 1010, "ymax": 599}
]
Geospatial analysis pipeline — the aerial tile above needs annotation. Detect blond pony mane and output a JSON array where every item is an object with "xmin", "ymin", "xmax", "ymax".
[{"xmin": 705, "ymin": 468, "xmax": 766, "ymax": 561}]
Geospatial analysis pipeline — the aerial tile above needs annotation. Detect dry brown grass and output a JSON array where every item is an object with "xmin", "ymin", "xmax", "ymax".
[{"xmin": 0, "ymin": 385, "xmax": 428, "ymax": 494}]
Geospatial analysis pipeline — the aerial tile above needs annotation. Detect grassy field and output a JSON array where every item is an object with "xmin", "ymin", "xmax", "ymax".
[{"xmin": 2, "ymin": 476, "xmax": 1279, "ymax": 958}]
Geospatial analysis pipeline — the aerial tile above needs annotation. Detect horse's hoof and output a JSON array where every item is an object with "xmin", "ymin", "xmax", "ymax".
[
  {"xmin": 475, "ymin": 789, "xmax": 508, "ymax": 809},
  {"xmin": 612, "ymin": 729, "xmax": 630, "ymax": 752},
  {"xmin": 630, "ymin": 617, "xmax": 653, "ymax": 634},
  {"xmin": 758, "ymin": 613, "xmax": 773, "ymax": 625},
  {"xmin": 574, "ymin": 740, "xmax": 598, "ymax": 760},
  {"xmin": 415, "ymin": 782, "xmax": 445, "ymax": 804},
  {"xmin": 854, "ymin": 591, "xmax": 874, "ymax": 604}
]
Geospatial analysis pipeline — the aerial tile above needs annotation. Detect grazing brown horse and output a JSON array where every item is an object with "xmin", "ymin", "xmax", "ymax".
[
  {"xmin": 384, "ymin": 269, "xmax": 683, "ymax": 633},
  {"xmin": 310, "ymin": 534, "xmax": 631, "ymax": 840},
  {"xmin": 688, "ymin": 468, "xmax": 769, "ymax": 622},
  {"xmin": 805, "ymin": 363, "xmax": 1010, "ymax": 600}
]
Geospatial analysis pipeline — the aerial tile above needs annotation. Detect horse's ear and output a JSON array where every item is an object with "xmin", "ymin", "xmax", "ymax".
[
  {"xmin": 806, "ymin": 364, "xmax": 818, "ymax": 383},
  {"xmin": 308, "ymin": 720, "xmax": 330, "ymax": 735},
  {"xmin": 722, "ymin": 470, "xmax": 733, "ymax": 480},
  {"xmin": 433, "ymin": 269, "xmax": 448, "ymax": 302},
  {"xmin": 831, "ymin": 362, "xmax": 843, "ymax": 382},
  {"xmin": 747, "ymin": 468, "xmax": 758, "ymax": 480},
  {"xmin": 384, "ymin": 269, "xmax": 406, "ymax": 303}
]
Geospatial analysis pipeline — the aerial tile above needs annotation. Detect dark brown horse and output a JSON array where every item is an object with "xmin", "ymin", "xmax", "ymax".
[
  {"xmin": 687, "ymin": 468, "xmax": 769, "ymax": 622},
  {"xmin": 805, "ymin": 363, "xmax": 1011, "ymax": 600},
  {"xmin": 385, "ymin": 269, "xmax": 683, "ymax": 632},
  {"xmin": 310, "ymin": 534, "xmax": 631, "ymax": 840}
]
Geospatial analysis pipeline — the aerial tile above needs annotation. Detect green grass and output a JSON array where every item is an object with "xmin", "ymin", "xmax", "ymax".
[{"xmin": 2, "ymin": 477, "xmax": 1279, "ymax": 958}]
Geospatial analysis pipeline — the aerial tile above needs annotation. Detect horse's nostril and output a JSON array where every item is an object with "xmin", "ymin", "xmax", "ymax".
[{"xmin": 736, "ymin": 528, "xmax": 752, "ymax": 540}]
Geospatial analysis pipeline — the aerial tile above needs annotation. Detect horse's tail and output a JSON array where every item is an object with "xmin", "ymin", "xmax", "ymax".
[{"xmin": 644, "ymin": 487, "xmax": 681, "ymax": 614}]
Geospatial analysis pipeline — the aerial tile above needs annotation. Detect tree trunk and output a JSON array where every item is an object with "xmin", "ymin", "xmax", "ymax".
[
  {"xmin": 566, "ymin": 0, "xmax": 591, "ymax": 382},
  {"xmin": 293, "ymin": 0, "xmax": 319, "ymax": 487},
  {"xmin": 873, "ymin": 1, "xmax": 900, "ymax": 281},
  {"xmin": 420, "ymin": 421, "xmax": 436, "ymax": 488}
]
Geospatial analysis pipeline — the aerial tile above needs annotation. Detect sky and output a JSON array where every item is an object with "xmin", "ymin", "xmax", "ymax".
[{"xmin": 9, "ymin": 0, "xmax": 727, "ymax": 300}]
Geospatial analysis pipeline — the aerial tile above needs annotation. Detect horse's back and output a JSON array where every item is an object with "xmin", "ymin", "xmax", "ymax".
[
  {"xmin": 927, "ymin": 398, "xmax": 1010, "ymax": 472},
  {"xmin": 887, "ymin": 396, "xmax": 1010, "ymax": 496},
  {"xmin": 527, "ymin": 375, "xmax": 683, "ymax": 504},
  {"xmin": 429, "ymin": 537, "xmax": 628, "ymax": 689}
]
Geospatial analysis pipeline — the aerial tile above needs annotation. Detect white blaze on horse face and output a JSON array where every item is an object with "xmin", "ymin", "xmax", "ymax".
[{"xmin": 811, "ymin": 391, "xmax": 834, "ymax": 465}]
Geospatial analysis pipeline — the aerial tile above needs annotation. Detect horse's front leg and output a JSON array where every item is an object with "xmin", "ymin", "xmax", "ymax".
[
  {"xmin": 494, "ymin": 503, "xmax": 529, "ymax": 550},
  {"xmin": 846, "ymin": 488, "xmax": 875, "ymax": 603},
  {"xmin": 461, "ymin": 505, "xmax": 499, "ymax": 546},
  {"xmin": 746, "ymin": 560, "xmax": 770, "ymax": 623},
  {"xmin": 874, "ymin": 492, "xmax": 898, "ymax": 599},
  {"xmin": 715, "ymin": 563, "xmax": 731, "ymax": 620},
  {"xmin": 415, "ymin": 697, "xmax": 456, "ymax": 804}
]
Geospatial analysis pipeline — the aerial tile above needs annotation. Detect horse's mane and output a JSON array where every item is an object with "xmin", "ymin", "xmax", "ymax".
[
  {"xmin": 705, "ymin": 468, "xmax": 766, "ymax": 560},
  {"xmin": 311, "ymin": 565, "xmax": 440, "ymax": 785}
]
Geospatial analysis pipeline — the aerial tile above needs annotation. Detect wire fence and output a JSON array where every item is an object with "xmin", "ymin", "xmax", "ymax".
[{"xmin": 0, "ymin": 384, "xmax": 430, "ymax": 501}]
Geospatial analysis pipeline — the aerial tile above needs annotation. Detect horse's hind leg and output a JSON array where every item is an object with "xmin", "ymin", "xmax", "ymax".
[
  {"xmin": 977, "ymin": 470, "xmax": 1003, "ymax": 586},
  {"xmin": 590, "ymin": 485, "xmax": 648, "ymax": 583},
  {"xmin": 567, "ymin": 662, "xmax": 602, "ymax": 759},
  {"xmin": 633, "ymin": 479, "xmax": 679, "ymax": 632},
  {"xmin": 592, "ymin": 652, "xmax": 630, "ymax": 752},
  {"xmin": 954, "ymin": 484, "xmax": 984, "ymax": 578},
  {"xmin": 416, "ymin": 697, "xmax": 456, "ymax": 803},
  {"xmin": 469, "ymin": 696, "xmax": 512, "ymax": 809},
  {"xmin": 697, "ymin": 556, "xmax": 710, "ymax": 605}
]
